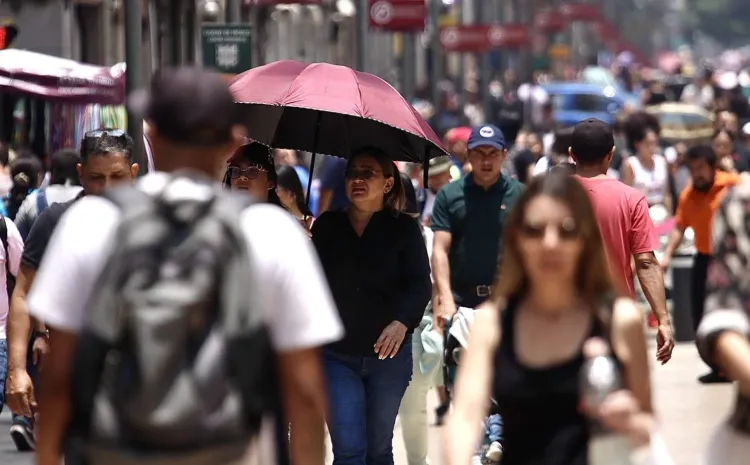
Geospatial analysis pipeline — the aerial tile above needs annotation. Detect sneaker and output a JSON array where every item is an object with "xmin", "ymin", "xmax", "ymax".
[
  {"xmin": 698, "ymin": 371, "xmax": 731, "ymax": 384},
  {"xmin": 485, "ymin": 441, "xmax": 503, "ymax": 462},
  {"xmin": 9, "ymin": 421, "xmax": 36, "ymax": 452}
]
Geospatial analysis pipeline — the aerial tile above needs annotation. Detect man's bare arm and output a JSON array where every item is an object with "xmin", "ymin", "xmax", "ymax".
[
  {"xmin": 278, "ymin": 348, "xmax": 328, "ymax": 465},
  {"xmin": 661, "ymin": 225, "xmax": 686, "ymax": 265},
  {"xmin": 634, "ymin": 252, "xmax": 670, "ymax": 325},
  {"xmin": 431, "ymin": 231, "xmax": 453, "ymax": 301},
  {"xmin": 715, "ymin": 331, "xmax": 750, "ymax": 395},
  {"xmin": 7, "ymin": 264, "xmax": 36, "ymax": 372},
  {"xmin": 36, "ymin": 328, "xmax": 76, "ymax": 465}
]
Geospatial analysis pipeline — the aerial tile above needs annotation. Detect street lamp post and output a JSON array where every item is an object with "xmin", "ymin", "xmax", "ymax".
[
  {"xmin": 226, "ymin": 0, "xmax": 241, "ymax": 23},
  {"xmin": 125, "ymin": 0, "xmax": 145, "ymax": 170},
  {"xmin": 429, "ymin": 0, "xmax": 443, "ymax": 113},
  {"xmin": 356, "ymin": 0, "xmax": 369, "ymax": 71}
]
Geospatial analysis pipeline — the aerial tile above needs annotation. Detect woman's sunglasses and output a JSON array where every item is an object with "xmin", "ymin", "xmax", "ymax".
[
  {"xmin": 228, "ymin": 166, "xmax": 266, "ymax": 180},
  {"xmin": 519, "ymin": 219, "xmax": 580, "ymax": 241},
  {"xmin": 345, "ymin": 168, "xmax": 382, "ymax": 181}
]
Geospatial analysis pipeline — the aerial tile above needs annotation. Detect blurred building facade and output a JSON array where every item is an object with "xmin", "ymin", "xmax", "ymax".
[{"xmin": 1, "ymin": 0, "xmax": 677, "ymax": 95}]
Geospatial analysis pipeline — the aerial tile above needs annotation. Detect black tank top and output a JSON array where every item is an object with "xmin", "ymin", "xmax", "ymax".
[{"xmin": 492, "ymin": 298, "xmax": 616, "ymax": 465}]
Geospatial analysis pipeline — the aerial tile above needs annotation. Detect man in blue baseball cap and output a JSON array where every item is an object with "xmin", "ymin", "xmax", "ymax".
[
  {"xmin": 429, "ymin": 123, "xmax": 521, "ymax": 459},
  {"xmin": 431, "ymin": 123, "xmax": 522, "ymax": 315}
]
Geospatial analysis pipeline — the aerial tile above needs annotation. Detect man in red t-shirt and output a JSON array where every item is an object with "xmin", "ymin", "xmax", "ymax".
[{"xmin": 571, "ymin": 118, "xmax": 674, "ymax": 364}]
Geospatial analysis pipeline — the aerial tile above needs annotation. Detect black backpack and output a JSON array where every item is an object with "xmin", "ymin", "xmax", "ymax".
[{"xmin": 68, "ymin": 176, "xmax": 277, "ymax": 465}]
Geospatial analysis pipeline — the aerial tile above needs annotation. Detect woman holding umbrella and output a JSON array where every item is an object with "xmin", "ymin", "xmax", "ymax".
[{"xmin": 311, "ymin": 148, "xmax": 431, "ymax": 465}]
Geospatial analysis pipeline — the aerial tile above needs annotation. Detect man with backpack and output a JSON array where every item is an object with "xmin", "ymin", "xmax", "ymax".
[
  {"xmin": 27, "ymin": 67, "xmax": 342, "ymax": 465},
  {"xmin": 5, "ymin": 129, "xmax": 140, "ymax": 453}
]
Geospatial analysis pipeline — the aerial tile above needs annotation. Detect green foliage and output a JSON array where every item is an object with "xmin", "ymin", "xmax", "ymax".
[{"xmin": 684, "ymin": 0, "xmax": 750, "ymax": 45}]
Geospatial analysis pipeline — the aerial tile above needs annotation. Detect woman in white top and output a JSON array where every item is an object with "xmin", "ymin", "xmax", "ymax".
[{"xmin": 621, "ymin": 127, "xmax": 672, "ymax": 210}]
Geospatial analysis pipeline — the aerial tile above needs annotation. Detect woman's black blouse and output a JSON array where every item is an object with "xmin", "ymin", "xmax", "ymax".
[{"xmin": 312, "ymin": 209, "xmax": 432, "ymax": 357}]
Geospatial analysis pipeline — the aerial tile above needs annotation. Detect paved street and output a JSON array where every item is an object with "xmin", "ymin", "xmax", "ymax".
[
  {"xmin": 0, "ymin": 342, "xmax": 736, "ymax": 465},
  {"xmin": 0, "ymin": 410, "xmax": 27, "ymax": 465}
]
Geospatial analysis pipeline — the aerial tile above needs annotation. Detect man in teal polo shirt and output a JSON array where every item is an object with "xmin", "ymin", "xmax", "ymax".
[{"xmin": 431, "ymin": 124, "xmax": 523, "ymax": 323}]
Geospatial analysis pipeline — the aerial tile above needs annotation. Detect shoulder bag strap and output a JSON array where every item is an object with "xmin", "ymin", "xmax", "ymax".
[
  {"xmin": 0, "ymin": 215, "xmax": 13, "ymax": 299},
  {"xmin": 36, "ymin": 188, "xmax": 48, "ymax": 214}
]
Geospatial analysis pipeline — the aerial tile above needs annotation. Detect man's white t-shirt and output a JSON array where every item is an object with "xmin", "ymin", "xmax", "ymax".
[{"xmin": 27, "ymin": 173, "xmax": 344, "ymax": 353}]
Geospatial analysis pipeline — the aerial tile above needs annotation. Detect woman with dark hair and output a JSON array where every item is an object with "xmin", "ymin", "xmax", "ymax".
[
  {"xmin": 2, "ymin": 156, "xmax": 42, "ymax": 220},
  {"xmin": 312, "ymin": 148, "xmax": 431, "ymax": 465},
  {"xmin": 224, "ymin": 142, "xmax": 282, "ymax": 206},
  {"xmin": 445, "ymin": 172, "xmax": 657, "ymax": 465},
  {"xmin": 621, "ymin": 124, "xmax": 671, "ymax": 210},
  {"xmin": 276, "ymin": 165, "xmax": 314, "ymax": 231},
  {"xmin": 712, "ymin": 128, "xmax": 747, "ymax": 173}
]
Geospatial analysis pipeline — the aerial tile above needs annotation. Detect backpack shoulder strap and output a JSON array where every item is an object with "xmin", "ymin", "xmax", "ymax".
[
  {"xmin": 0, "ymin": 214, "xmax": 8, "ymax": 254},
  {"xmin": 0, "ymin": 215, "xmax": 13, "ymax": 299},
  {"xmin": 36, "ymin": 188, "xmax": 48, "ymax": 214},
  {"xmin": 210, "ymin": 192, "xmax": 258, "ymax": 332}
]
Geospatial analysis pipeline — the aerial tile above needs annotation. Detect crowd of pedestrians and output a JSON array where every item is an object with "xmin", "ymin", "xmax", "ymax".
[{"xmin": 0, "ymin": 63, "xmax": 749, "ymax": 465}]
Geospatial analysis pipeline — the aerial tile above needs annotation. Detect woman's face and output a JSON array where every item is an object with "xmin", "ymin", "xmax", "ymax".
[
  {"xmin": 527, "ymin": 134, "xmax": 543, "ymax": 156},
  {"xmin": 276, "ymin": 186, "xmax": 295, "ymax": 211},
  {"xmin": 636, "ymin": 130, "xmax": 659, "ymax": 157},
  {"xmin": 228, "ymin": 160, "xmax": 271, "ymax": 201},
  {"xmin": 345, "ymin": 154, "xmax": 393, "ymax": 208},
  {"xmin": 712, "ymin": 133, "xmax": 734, "ymax": 158},
  {"xmin": 517, "ymin": 195, "xmax": 583, "ymax": 285}
]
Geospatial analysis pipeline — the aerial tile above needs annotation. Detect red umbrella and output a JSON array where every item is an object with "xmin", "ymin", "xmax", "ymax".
[{"xmin": 230, "ymin": 60, "xmax": 447, "ymax": 164}]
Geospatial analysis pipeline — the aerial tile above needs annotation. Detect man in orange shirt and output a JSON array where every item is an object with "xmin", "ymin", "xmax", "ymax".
[{"xmin": 661, "ymin": 144, "xmax": 740, "ymax": 384}]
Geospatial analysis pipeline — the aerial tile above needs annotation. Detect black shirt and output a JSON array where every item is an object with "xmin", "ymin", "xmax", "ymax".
[
  {"xmin": 22, "ymin": 198, "xmax": 77, "ymax": 270},
  {"xmin": 312, "ymin": 209, "xmax": 431, "ymax": 357},
  {"xmin": 512, "ymin": 150, "xmax": 538, "ymax": 184}
]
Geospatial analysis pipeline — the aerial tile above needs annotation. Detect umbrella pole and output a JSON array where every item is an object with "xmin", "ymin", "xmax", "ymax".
[
  {"xmin": 423, "ymin": 147, "xmax": 430, "ymax": 189},
  {"xmin": 306, "ymin": 111, "xmax": 323, "ymax": 207}
]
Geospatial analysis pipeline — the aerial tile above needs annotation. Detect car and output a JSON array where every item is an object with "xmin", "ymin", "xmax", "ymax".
[{"xmin": 543, "ymin": 82, "xmax": 632, "ymax": 127}]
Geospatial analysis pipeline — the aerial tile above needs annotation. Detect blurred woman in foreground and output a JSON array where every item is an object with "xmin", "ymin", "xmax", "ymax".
[{"xmin": 445, "ymin": 173, "xmax": 655, "ymax": 465}]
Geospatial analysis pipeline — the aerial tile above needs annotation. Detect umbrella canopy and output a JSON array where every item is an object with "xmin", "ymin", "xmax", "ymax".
[
  {"xmin": 230, "ymin": 60, "xmax": 447, "ymax": 163},
  {"xmin": 645, "ymin": 103, "xmax": 714, "ymax": 142},
  {"xmin": 0, "ymin": 49, "xmax": 126, "ymax": 105}
]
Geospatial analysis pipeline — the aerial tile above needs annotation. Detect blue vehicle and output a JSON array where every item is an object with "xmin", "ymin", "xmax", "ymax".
[{"xmin": 543, "ymin": 82, "xmax": 631, "ymax": 127}]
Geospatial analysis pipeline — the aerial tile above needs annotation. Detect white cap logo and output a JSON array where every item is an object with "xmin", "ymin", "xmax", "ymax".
[{"xmin": 479, "ymin": 126, "xmax": 495, "ymax": 138}]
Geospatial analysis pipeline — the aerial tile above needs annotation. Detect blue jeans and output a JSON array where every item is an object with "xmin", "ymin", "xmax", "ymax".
[
  {"xmin": 324, "ymin": 338, "xmax": 413, "ymax": 465},
  {"xmin": 0, "ymin": 339, "xmax": 7, "ymax": 414},
  {"xmin": 11, "ymin": 338, "xmax": 37, "ymax": 427},
  {"xmin": 486, "ymin": 414, "xmax": 503, "ymax": 443}
]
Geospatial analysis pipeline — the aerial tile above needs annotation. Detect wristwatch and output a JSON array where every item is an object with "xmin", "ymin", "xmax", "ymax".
[{"xmin": 31, "ymin": 330, "xmax": 49, "ymax": 340}]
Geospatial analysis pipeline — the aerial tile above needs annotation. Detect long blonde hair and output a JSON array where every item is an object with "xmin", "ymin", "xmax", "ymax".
[{"xmin": 491, "ymin": 172, "xmax": 617, "ymax": 325}]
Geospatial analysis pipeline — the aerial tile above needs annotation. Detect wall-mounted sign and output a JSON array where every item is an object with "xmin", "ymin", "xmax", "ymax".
[
  {"xmin": 201, "ymin": 25, "xmax": 253, "ymax": 75},
  {"xmin": 439, "ymin": 24, "xmax": 529, "ymax": 52},
  {"xmin": 368, "ymin": 0, "xmax": 427, "ymax": 32}
]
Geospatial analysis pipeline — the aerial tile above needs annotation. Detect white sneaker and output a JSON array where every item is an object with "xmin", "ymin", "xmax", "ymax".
[{"xmin": 485, "ymin": 441, "xmax": 503, "ymax": 462}]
